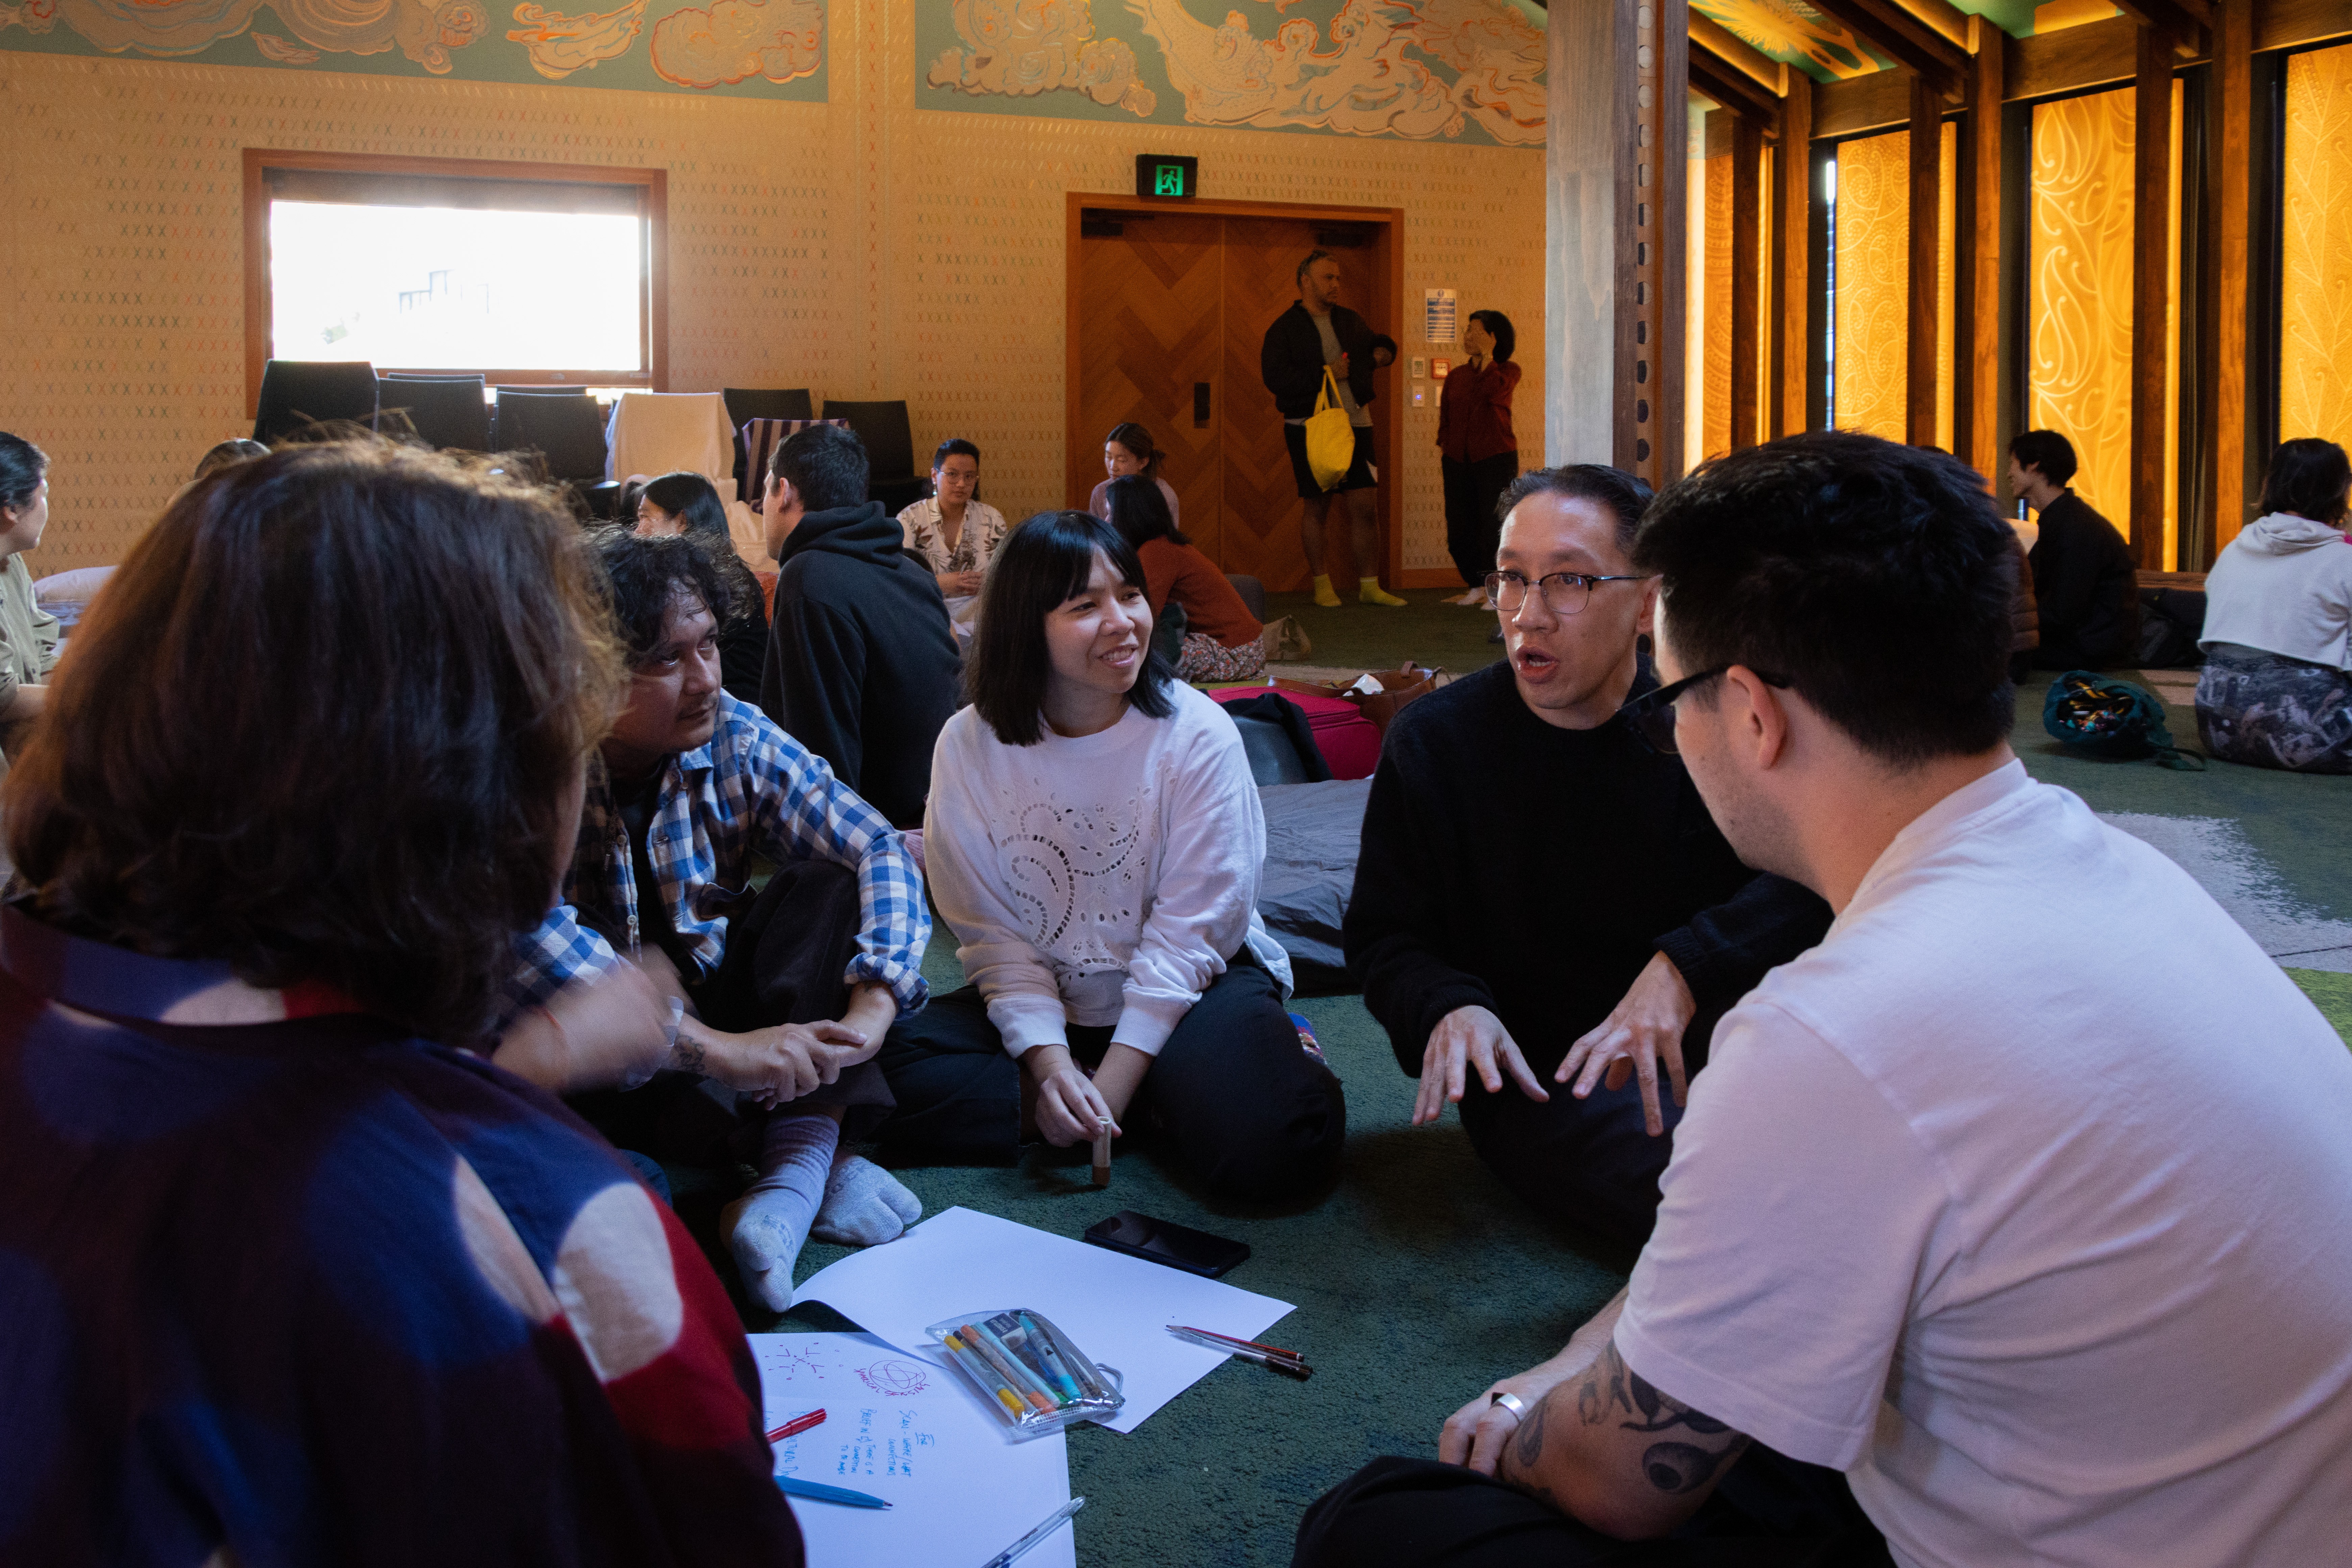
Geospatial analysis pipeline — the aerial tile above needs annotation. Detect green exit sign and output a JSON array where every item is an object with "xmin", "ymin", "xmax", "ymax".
[{"xmin": 1135, "ymin": 154, "xmax": 1199, "ymax": 199}]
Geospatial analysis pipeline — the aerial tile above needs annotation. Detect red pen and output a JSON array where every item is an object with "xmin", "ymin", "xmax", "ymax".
[
  {"xmin": 1169, "ymin": 1325, "xmax": 1304, "ymax": 1362},
  {"xmin": 766, "ymin": 1408, "xmax": 826, "ymax": 1443}
]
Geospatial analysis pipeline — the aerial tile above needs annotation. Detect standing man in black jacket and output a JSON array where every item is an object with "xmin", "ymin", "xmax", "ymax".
[
  {"xmin": 1260, "ymin": 250, "xmax": 1407, "ymax": 609},
  {"xmin": 1344, "ymin": 465, "xmax": 1830, "ymax": 1247},
  {"xmin": 759, "ymin": 423, "xmax": 961, "ymax": 828},
  {"xmin": 2008, "ymin": 428, "xmax": 2142, "ymax": 669}
]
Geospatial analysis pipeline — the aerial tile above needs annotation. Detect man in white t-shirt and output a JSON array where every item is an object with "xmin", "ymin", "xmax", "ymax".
[{"xmin": 1296, "ymin": 431, "xmax": 2352, "ymax": 1568}]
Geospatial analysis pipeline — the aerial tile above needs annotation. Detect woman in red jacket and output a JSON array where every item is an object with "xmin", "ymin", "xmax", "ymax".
[
  {"xmin": 1103, "ymin": 474, "xmax": 1265, "ymax": 681},
  {"xmin": 1439, "ymin": 310, "xmax": 1522, "ymax": 607}
]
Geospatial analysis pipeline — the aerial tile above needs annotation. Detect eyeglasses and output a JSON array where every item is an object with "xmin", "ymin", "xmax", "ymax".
[
  {"xmin": 1617, "ymin": 666, "xmax": 1792, "ymax": 755},
  {"xmin": 1483, "ymin": 570, "xmax": 1651, "ymax": 617}
]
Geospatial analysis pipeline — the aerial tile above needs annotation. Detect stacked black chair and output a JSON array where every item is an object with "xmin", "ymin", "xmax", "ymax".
[
  {"xmin": 493, "ymin": 391, "xmax": 617, "ymax": 515},
  {"xmin": 378, "ymin": 373, "xmax": 490, "ymax": 452},
  {"xmin": 822, "ymin": 399, "xmax": 926, "ymax": 512},
  {"xmin": 252, "ymin": 360, "xmax": 379, "ymax": 444},
  {"xmin": 723, "ymin": 387, "xmax": 815, "ymax": 424}
]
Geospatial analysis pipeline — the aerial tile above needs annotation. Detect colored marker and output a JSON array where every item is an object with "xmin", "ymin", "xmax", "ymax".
[
  {"xmin": 766, "ymin": 1408, "xmax": 826, "ymax": 1443},
  {"xmin": 776, "ymin": 1475, "xmax": 890, "ymax": 1509},
  {"xmin": 985, "ymin": 1310, "xmax": 1068, "ymax": 1400},
  {"xmin": 1011, "ymin": 1311, "xmax": 1085, "ymax": 1402},
  {"xmin": 961, "ymin": 1322, "xmax": 1056, "ymax": 1413},
  {"xmin": 945, "ymin": 1332, "xmax": 1028, "ymax": 1418}
]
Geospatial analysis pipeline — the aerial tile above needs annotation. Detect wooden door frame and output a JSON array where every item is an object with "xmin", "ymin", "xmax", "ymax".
[{"xmin": 1065, "ymin": 194, "xmax": 1408, "ymax": 588}]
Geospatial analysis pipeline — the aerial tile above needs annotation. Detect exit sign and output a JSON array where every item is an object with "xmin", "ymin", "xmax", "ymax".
[{"xmin": 1135, "ymin": 154, "xmax": 1199, "ymax": 199}]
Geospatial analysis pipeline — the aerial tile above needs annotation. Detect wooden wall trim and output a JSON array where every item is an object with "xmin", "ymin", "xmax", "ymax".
[
  {"xmin": 1773, "ymin": 73, "xmax": 1815, "ymax": 437},
  {"xmin": 2255, "ymin": 0, "xmax": 2352, "ymax": 49},
  {"xmin": 1815, "ymin": 65, "xmax": 1915, "ymax": 138},
  {"xmin": 1960, "ymin": 35, "xmax": 2005, "ymax": 477},
  {"xmin": 2207, "ymin": 0, "xmax": 2257, "ymax": 555},
  {"xmin": 1907, "ymin": 73, "xmax": 1944, "ymax": 443},
  {"xmin": 2128, "ymin": 25, "xmax": 2176, "ymax": 566},
  {"xmin": 1731, "ymin": 115, "xmax": 1766, "ymax": 446}
]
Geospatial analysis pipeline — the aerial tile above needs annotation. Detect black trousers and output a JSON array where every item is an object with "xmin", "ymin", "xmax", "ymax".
[
  {"xmin": 1296, "ymin": 1450, "xmax": 1891, "ymax": 1568},
  {"xmin": 568, "ymin": 858, "xmax": 890, "ymax": 1167},
  {"xmin": 1442, "ymin": 452, "xmax": 1519, "ymax": 588},
  {"xmin": 874, "ymin": 955, "xmax": 1345, "ymax": 1203}
]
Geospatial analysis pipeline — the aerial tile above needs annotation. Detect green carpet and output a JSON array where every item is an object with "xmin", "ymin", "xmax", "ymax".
[{"xmin": 677, "ymin": 662, "xmax": 2352, "ymax": 1566}]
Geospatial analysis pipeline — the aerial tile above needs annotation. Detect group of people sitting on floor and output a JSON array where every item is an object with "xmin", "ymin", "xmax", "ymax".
[{"xmin": 1, "ymin": 415, "xmax": 2349, "ymax": 1566}]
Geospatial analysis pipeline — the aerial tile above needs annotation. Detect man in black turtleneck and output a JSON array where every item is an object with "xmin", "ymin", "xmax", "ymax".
[
  {"xmin": 1344, "ymin": 465, "xmax": 1830, "ymax": 1248},
  {"xmin": 759, "ymin": 423, "xmax": 961, "ymax": 827}
]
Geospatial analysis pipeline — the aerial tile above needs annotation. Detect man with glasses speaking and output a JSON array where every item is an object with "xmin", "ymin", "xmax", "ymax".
[{"xmin": 1344, "ymin": 465, "xmax": 1829, "ymax": 1246}]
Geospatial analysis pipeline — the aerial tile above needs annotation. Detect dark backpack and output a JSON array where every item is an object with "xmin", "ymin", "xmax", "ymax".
[{"xmin": 2042, "ymin": 671, "xmax": 2205, "ymax": 770}]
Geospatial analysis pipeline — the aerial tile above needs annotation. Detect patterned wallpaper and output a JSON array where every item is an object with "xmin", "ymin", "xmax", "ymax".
[
  {"xmin": 1833, "ymin": 129, "xmax": 1907, "ymax": 443},
  {"xmin": 0, "ymin": 0, "xmax": 1542, "ymax": 573},
  {"xmin": 0, "ymin": 0, "xmax": 827, "ymax": 96},
  {"xmin": 2281, "ymin": 43, "xmax": 2352, "ymax": 465},
  {"xmin": 917, "ymin": 0, "xmax": 1545, "ymax": 148}
]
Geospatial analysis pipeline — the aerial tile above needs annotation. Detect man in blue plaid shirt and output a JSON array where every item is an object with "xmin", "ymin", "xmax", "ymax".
[{"xmin": 500, "ymin": 529, "xmax": 932, "ymax": 1311}]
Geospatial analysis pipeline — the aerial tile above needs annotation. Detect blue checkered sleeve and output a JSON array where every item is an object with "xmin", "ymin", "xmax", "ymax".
[
  {"xmin": 728, "ymin": 707, "xmax": 931, "ymax": 1017},
  {"xmin": 500, "ymin": 904, "xmax": 624, "ymax": 1026}
]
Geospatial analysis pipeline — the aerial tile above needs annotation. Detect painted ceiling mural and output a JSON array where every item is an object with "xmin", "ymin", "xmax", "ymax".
[
  {"xmin": 0, "ymin": 0, "xmax": 825, "ymax": 93},
  {"xmin": 918, "ymin": 0, "xmax": 1548, "ymax": 148}
]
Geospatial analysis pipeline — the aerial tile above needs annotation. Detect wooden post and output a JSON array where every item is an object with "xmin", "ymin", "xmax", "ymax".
[
  {"xmin": 1730, "ymin": 115, "xmax": 1765, "ymax": 448},
  {"xmin": 1958, "ymin": 32, "xmax": 2004, "ymax": 486},
  {"xmin": 2128, "ymin": 23, "xmax": 2174, "ymax": 568},
  {"xmin": 1907, "ymin": 71, "xmax": 1943, "ymax": 446},
  {"xmin": 1772, "ymin": 73, "xmax": 1812, "ymax": 438},
  {"xmin": 2203, "ymin": 0, "xmax": 2252, "ymax": 558}
]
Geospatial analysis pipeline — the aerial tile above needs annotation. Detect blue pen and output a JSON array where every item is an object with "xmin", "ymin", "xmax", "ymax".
[
  {"xmin": 1011, "ymin": 1311, "xmax": 1085, "ymax": 1402},
  {"xmin": 777, "ymin": 1475, "xmax": 892, "ymax": 1510}
]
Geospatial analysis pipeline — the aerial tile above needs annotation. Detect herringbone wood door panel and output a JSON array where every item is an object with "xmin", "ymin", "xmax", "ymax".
[
  {"xmin": 1074, "ymin": 215, "xmax": 1225, "ymax": 561},
  {"xmin": 1220, "ymin": 218, "xmax": 1348, "ymax": 590}
]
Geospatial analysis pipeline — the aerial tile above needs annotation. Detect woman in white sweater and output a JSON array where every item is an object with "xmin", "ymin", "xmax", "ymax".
[
  {"xmin": 877, "ymin": 511, "xmax": 1344, "ymax": 1199},
  {"xmin": 2197, "ymin": 438, "xmax": 2352, "ymax": 773}
]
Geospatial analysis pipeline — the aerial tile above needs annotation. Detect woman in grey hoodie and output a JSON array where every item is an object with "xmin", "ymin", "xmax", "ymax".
[{"xmin": 2197, "ymin": 438, "xmax": 2352, "ymax": 772}]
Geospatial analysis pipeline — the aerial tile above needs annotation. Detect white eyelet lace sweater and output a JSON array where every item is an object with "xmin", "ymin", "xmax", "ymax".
[{"xmin": 923, "ymin": 681, "xmax": 1294, "ymax": 1057}]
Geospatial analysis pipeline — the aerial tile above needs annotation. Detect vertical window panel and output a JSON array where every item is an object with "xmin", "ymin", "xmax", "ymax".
[
  {"xmin": 1832, "ymin": 130, "xmax": 1910, "ymax": 441},
  {"xmin": 2280, "ymin": 44, "xmax": 2352, "ymax": 461}
]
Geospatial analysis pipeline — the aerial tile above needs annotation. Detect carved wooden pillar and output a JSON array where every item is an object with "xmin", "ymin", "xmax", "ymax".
[
  {"xmin": 2203, "ymin": 0, "xmax": 2253, "ymax": 558},
  {"xmin": 1958, "ymin": 31, "xmax": 2004, "ymax": 484},
  {"xmin": 2128, "ymin": 23, "xmax": 2175, "ymax": 568},
  {"xmin": 1546, "ymin": 0, "xmax": 1689, "ymax": 484},
  {"xmin": 1730, "ymin": 113, "xmax": 1765, "ymax": 448},
  {"xmin": 1907, "ymin": 72, "xmax": 1944, "ymax": 446},
  {"xmin": 1772, "ymin": 72, "xmax": 1813, "ymax": 439}
]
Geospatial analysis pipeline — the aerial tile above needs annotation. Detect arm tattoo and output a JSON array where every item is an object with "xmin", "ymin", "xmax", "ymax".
[
  {"xmin": 670, "ymin": 1034, "xmax": 706, "ymax": 1076},
  {"xmin": 1567, "ymin": 1341, "xmax": 1752, "ymax": 1496}
]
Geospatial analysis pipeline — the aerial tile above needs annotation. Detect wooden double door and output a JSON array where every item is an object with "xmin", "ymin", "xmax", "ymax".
[{"xmin": 1069, "ymin": 201, "xmax": 1398, "ymax": 591}]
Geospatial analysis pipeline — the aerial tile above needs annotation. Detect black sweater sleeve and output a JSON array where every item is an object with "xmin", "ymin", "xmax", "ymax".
[
  {"xmin": 760, "ymin": 586, "xmax": 867, "ymax": 793},
  {"xmin": 1650, "ymin": 869, "xmax": 1832, "ymax": 1015},
  {"xmin": 1345, "ymin": 729, "xmax": 1495, "ymax": 1077}
]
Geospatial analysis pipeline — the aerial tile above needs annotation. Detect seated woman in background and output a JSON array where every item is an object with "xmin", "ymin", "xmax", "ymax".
[
  {"xmin": 899, "ymin": 437, "xmax": 1009, "ymax": 602},
  {"xmin": 877, "ymin": 512, "xmax": 1344, "ymax": 1202},
  {"xmin": 2196, "ymin": 436, "xmax": 2352, "ymax": 773},
  {"xmin": 0, "ymin": 441, "xmax": 802, "ymax": 1563},
  {"xmin": 0, "ymin": 433, "xmax": 63, "ymax": 745},
  {"xmin": 633, "ymin": 467, "xmax": 768, "ymax": 702},
  {"xmin": 1103, "ymin": 473, "xmax": 1264, "ymax": 682},
  {"xmin": 1089, "ymin": 421, "xmax": 1181, "ymax": 530}
]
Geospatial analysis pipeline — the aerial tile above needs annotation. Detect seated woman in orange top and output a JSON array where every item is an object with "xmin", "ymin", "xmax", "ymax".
[{"xmin": 1103, "ymin": 474, "xmax": 1264, "ymax": 682}]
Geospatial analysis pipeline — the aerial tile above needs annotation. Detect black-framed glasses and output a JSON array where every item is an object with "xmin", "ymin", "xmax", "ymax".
[
  {"xmin": 1618, "ymin": 666, "xmax": 1793, "ymax": 755},
  {"xmin": 1483, "ymin": 569, "xmax": 1651, "ymax": 617}
]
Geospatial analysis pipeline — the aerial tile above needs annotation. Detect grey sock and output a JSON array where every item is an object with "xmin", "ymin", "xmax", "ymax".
[
  {"xmin": 721, "ymin": 1111, "xmax": 839, "ymax": 1312},
  {"xmin": 810, "ymin": 1155, "xmax": 923, "ymax": 1247}
]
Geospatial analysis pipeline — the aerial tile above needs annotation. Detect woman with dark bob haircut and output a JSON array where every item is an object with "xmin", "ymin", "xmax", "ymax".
[
  {"xmin": 1437, "ymin": 308, "xmax": 1523, "ymax": 608},
  {"xmin": 2195, "ymin": 436, "xmax": 2352, "ymax": 771},
  {"xmin": 0, "ymin": 441, "xmax": 806, "ymax": 1563},
  {"xmin": 632, "ymin": 467, "xmax": 768, "ymax": 701},
  {"xmin": 874, "ymin": 511, "xmax": 1345, "ymax": 1200}
]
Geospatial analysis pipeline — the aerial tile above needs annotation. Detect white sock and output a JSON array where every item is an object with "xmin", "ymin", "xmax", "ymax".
[
  {"xmin": 722, "ymin": 1111, "xmax": 839, "ymax": 1313},
  {"xmin": 811, "ymin": 1155, "xmax": 924, "ymax": 1247}
]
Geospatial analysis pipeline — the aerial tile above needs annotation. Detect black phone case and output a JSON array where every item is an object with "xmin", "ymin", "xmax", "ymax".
[{"xmin": 1082, "ymin": 1210, "xmax": 1251, "ymax": 1278}]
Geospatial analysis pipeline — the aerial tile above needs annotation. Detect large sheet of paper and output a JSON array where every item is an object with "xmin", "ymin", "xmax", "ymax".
[
  {"xmin": 750, "ymin": 1331, "xmax": 1075, "ymax": 1568},
  {"xmin": 794, "ymin": 1206, "xmax": 1295, "ymax": 1435}
]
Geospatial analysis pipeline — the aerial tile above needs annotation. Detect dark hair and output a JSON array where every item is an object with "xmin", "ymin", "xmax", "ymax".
[
  {"xmin": 1469, "ymin": 310, "xmax": 1517, "ymax": 363},
  {"xmin": 967, "ymin": 511, "xmax": 1176, "ymax": 746},
  {"xmin": 1104, "ymin": 422, "xmax": 1160, "ymax": 481},
  {"xmin": 771, "ymin": 422, "xmax": 869, "ymax": 512},
  {"xmin": 1497, "ymin": 464, "xmax": 1655, "ymax": 550},
  {"xmin": 192, "ymin": 438, "xmax": 269, "ymax": 483},
  {"xmin": 933, "ymin": 438, "xmax": 981, "ymax": 471},
  {"xmin": 1296, "ymin": 248, "xmax": 1333, "ymax": 287},
  {"xmin": 1104, "ymin": 473, "xmax": 1189, "ymax": 548},
  {"xmin": 639, "ymin": 470, "xmax": 730, "ymax": 538},
  {"xmin": 2257, "ymin": 437, "xmax": 2352, "ymax": 524},
  {"xmin": 1633, "ymin": 431, "xmax": 2017, "ymax": 766},
  {"xmin": 2009, "ymin": 429, "xmax": 2078, "ymax": 488},
  {"xmin": 4, "ymin": 440, "xmax": 623, "ymax": 1042},
  {"xmin": 0, "ymin": 432, "xmax": 48, "ymax": 512},
  {"xmin": 592, "ymin": 528, "xmax": 734, "ymax": 667}
]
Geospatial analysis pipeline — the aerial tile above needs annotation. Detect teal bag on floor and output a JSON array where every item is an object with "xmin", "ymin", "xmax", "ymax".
[{"xmin": 2042, "ymin": 671, "xmax": 2205, "ymax": 770}]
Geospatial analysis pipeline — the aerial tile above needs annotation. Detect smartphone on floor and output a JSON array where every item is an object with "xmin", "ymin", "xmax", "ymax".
[{"xmin": 1082, "ymin": 1210, "xmax": 1251, "ymax": 1278}]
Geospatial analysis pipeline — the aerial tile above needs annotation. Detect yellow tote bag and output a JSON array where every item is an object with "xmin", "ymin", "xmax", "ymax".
[{"xmin": 1304, "ymin": 366, "xmax": 1355, "ymax": 491}]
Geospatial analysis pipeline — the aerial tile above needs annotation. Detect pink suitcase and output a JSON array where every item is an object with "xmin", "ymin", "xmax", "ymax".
[{"xmin": 1212, "ymin": 685, "xmax": 1383, "ymax": 781}]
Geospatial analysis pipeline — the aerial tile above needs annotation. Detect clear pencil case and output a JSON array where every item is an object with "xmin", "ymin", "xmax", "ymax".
[{"xmin": 926, "ymin": 1307, "xmax": 1126, "ymax": 1440}]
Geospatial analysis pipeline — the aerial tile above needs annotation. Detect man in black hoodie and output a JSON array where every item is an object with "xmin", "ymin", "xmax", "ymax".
[
  {"xmin": 2008, "ymin": 428, "xmax": 2141, "ymax": 669},
  {"xmin": 759, "ymin": 423, "xmax": 961, "ymax": 828}
]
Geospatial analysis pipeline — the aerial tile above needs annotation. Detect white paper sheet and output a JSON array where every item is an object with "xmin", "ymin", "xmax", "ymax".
[
  {"xmin": 793, "ymin": 1206, "xmax": 1295, "ymax": 1435},
  {"xmin": 750, "ymin": 1331, "xmax": 1076, "ymax": 1568}
]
